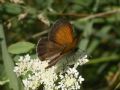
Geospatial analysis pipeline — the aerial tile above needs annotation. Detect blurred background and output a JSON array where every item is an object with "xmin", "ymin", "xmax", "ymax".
[{"xmin": 0, "ymin": 0, "xmax": 120, "ymax": 90}]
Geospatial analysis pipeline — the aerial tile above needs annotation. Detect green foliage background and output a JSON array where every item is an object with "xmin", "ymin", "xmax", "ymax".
[{"xmin": 0, "ymin": 0, "xmax": 120, "ymax": 90}]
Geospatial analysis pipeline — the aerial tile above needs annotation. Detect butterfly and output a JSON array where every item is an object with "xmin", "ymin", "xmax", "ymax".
[{"xmin": 36, "ymin": 19, "xmax": 79, "ymax": 69}]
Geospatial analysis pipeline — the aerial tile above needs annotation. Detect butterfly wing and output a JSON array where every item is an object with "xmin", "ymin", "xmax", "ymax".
[
  {"xmin": 36, "ymin": 19, "xmax": 77, "ymax": 68},
  {"xmin": 49, "ymin": 19, "xmax": 74, "ymax": 45},
  {"xmin": 36, "ymin": 37, "xmax": 63, "ymax": 61}
]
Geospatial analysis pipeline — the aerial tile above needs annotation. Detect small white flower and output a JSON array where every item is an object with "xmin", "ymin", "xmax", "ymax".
[{"xmin": 78, "ymin": 76, "xmax": 85, "ymax": 84}]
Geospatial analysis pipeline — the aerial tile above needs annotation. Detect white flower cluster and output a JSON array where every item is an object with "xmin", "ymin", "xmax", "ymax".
[
  {"xmin": 14, "ymin": 53, "xmax": 88, "ymax": 90},
  {"xmin": 56, "ymin": 68, "xmax": 84, "ymax": 90}
]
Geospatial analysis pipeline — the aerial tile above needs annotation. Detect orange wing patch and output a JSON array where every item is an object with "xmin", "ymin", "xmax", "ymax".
[
  {"xmin": 49, "ymin": 19, "xmax": 74, "ymax": 46},
  {"xmin": 55, "ymin": 24, "xmax": 73, "ymax": 45}
]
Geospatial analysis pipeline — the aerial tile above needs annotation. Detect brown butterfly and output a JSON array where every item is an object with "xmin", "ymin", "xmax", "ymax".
[{"xmin": 36, "ymin": 19, "xmax": 79, "ymax": 69}]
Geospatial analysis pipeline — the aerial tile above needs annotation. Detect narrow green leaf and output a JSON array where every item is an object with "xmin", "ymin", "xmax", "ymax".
[
  {"xmin": 79, "ymin": 38, "xmax": 89, "ymax": 50},
  {"xmin": 83, "ymin": 21, "xmax": 94, "ymax": 37},
  {"xmin": 97, "ymin": 25, "xmax": 112, "ymax": 37},
  {"xmin": 0, "ymin": 24, "xmax": 24, "ymax": 90},
  {"xmin": 8, "ymin": 41, "xmax": 35, "ymax": 54},
  {"xmin": 87, "ymin": 39, "xmax": 99, "ymax": 54}
]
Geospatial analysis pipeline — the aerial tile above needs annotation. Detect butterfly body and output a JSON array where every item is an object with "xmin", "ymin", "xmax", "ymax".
[{"xmin": 36, "ymin": 19, "xmax": 79, "ymax": 68}]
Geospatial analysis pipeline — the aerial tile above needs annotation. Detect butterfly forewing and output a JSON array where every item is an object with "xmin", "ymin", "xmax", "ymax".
[{"xmin": 49, "ymin": 19, "xmax": 74, "ymax": 45}]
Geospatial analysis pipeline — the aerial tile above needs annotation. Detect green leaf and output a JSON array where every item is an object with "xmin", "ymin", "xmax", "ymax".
[
  {"xmin": 87, "ymin": 39, "xmax": 99, "ymax": 54},
  {"xmin": 3, "ymin": 3, "xmax": 22, "ymax": 15},
  {"xmin": 79, "ymin": 38, "xmax": 89, "ymax": 50},
  {"xmin": 8, "ymin": 41, "xmax": 35, "ymax": 54},
  {"xmin": 83, "ymin": 21, "xmax": 94, "ymax": 37}
]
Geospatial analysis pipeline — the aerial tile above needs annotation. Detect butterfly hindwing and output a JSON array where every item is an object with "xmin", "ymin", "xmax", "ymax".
[{"xmin": 36, "ymin": 37, "xmax": 63, "ymax": 61}]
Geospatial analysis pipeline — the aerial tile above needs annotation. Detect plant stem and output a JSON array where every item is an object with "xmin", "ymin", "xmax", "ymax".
[{"xmin": 86, "ymin": 55, "xmax": 120, "ymax": 65}]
